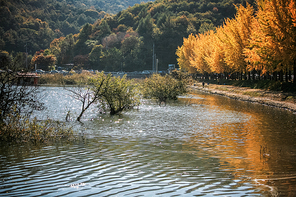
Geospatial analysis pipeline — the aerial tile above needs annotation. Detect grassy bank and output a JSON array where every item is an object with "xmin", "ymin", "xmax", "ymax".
[
  {"xmin": 191, "ymin": 79, "xmax": 296, "ymax": 112},
  {"xmin": 199, "ymin": 79, "xmax": 296, "ymax": 93},
  {"xmin": 39, "ymin": 72, "xmax": 94, "ymax": 86}
]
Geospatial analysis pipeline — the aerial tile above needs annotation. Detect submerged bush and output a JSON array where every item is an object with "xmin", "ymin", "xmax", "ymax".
[
  {"xmin": 101, "ymin": 75, "xmax": 140, "ymax": 115},
  {"xmin": 0, "ymin": 114, "xmax": 75, "ymax": 144},
  {"xmin": 91, "ymin": 73, "xmax": 140, "ymax": 115},
  {"xmin": 142, "ymin": 74, "xmax": 187, "ymax": 105},
  {"xmin": 66, "ymin": 72, "xmax": 140, "ymax": 120}
]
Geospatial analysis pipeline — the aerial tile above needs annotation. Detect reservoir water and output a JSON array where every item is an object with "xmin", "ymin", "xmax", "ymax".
[{"xmin": 1, "ymin": 87, "xmax": 296, "ymax": 196}]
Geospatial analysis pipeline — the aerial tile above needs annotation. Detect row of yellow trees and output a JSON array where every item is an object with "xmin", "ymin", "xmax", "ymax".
[{"xmin": 176, "ymin": 0, "xmax": 296, "ymax": 82}]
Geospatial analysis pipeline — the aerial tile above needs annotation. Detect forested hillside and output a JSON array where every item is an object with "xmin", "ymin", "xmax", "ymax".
[
  {"xmin": 1, "ymin": 0, "xmax": 256, "ymax": 72},
  {"xmin": 40, "ymin": 0, "xmax": 255, "ymax": 72},
  {"xmin": 0, "ymin": 0, "xmax": 153, "ymax": 54}
]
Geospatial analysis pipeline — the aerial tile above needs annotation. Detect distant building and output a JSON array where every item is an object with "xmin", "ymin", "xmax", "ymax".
[
  {"xmin": 63, "ymin": 63, "xmax": 74, "ymax": 70},
  {"xmin": 17, "ymin": 72, "xmax": 40, "ymax": 85},
  {"xmin": 168, "ymin": 64, "xmax": 175, "ymax": 73}
]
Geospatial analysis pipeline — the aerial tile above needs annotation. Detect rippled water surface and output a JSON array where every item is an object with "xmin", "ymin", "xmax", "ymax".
[{"xmin": 1, "ymin": 87, "xmax": 296, "ymax": 196}]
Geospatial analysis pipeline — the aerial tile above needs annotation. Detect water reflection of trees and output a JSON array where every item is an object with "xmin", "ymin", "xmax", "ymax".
[{"xmin": 180, "ymin": 93, "xmax": 296, "ymax": 196}]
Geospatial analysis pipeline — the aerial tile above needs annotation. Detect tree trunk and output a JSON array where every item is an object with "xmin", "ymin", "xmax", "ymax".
[
  {"xmin": 206, "ymin": 72, "xmax": 209, "ymax": 80},
  {"xmin": 252, "ymin": 70, "xmax": 255, "ymax": 80},
  {"xmin": 267, "ymin": 72, "xmax": 270, "ymax": 80},
  {"xmin": 273, "ymin": 71, "xmax": 277, "ymax": 81},
  {"xmin": 77, "ymin": 109, "xmax": 86, "ymax": 122},
  {"xmin": 226, "ymin": 72, "xmax": 229, "ymax": 80},
  {"xmin": 210, "ymin": 73, "xmax": 214, "ymax": 80},
  {"xmin": 110, "ymin": 107, "xmax": 124, "ymax": 115},
  {"xmin": 294, "ymin": 62, "xmax": 296, "ymax": 83},
  {"xmin": 279, "ymin": 70, "xmax": 283, "ymax": 82}
]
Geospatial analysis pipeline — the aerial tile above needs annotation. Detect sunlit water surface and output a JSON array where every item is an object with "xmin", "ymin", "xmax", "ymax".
[{"xmin": 1, "ymin": 87, "xmax": 296, "ymax": 196}]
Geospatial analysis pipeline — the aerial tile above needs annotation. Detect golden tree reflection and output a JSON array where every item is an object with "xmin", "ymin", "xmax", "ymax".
[{"xmin": 180, "ymin": 93, "xmax": 296, "ymax": 195}]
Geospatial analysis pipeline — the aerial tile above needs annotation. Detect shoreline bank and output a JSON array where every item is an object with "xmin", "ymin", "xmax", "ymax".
[{"xmin": 189, "ymin": 83, "xmax": 296, "ymax": 113}]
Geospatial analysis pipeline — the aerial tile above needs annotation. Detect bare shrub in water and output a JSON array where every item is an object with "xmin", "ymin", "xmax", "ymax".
[
  {"xmin": 0, "ymin": 50, "xmax": 45, "ymax": 124},
  {"xmin": 67, "ymin": 72, "xmax": 140, "ymax": 120}
]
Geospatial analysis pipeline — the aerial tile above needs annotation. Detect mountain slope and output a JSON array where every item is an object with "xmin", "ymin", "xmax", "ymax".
[
  {"xmin": 0, "ymin": 0, "xmax": 154, "ymax": 54},
  {"xmin": 42, "ymin": 0, "xmax": 255, "ymax": 71}
]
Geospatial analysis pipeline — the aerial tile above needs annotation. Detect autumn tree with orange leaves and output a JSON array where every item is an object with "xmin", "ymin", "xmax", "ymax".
[
  {"xmin": 31, "ymin": 50, "xmax": 56, "ymax": 71},
  {"xmin": 177, "ymin": 0, "xmax": 296, "ymax": 83},
  {"xmin": 176, "ymin": 34, "xmax": 198, "ymax": 74},
  {"xmin": 218, "ymin": 4, "xmax": 254, "ymax": 79},
  {"xmin": 245, "ymin": 0, "xmax": 296, "ymax": 82}
]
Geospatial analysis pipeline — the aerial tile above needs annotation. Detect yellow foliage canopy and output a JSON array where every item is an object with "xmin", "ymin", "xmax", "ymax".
[{"xmin": 176, "ymin": 0, "xmax": 296, "ymax": 77}]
